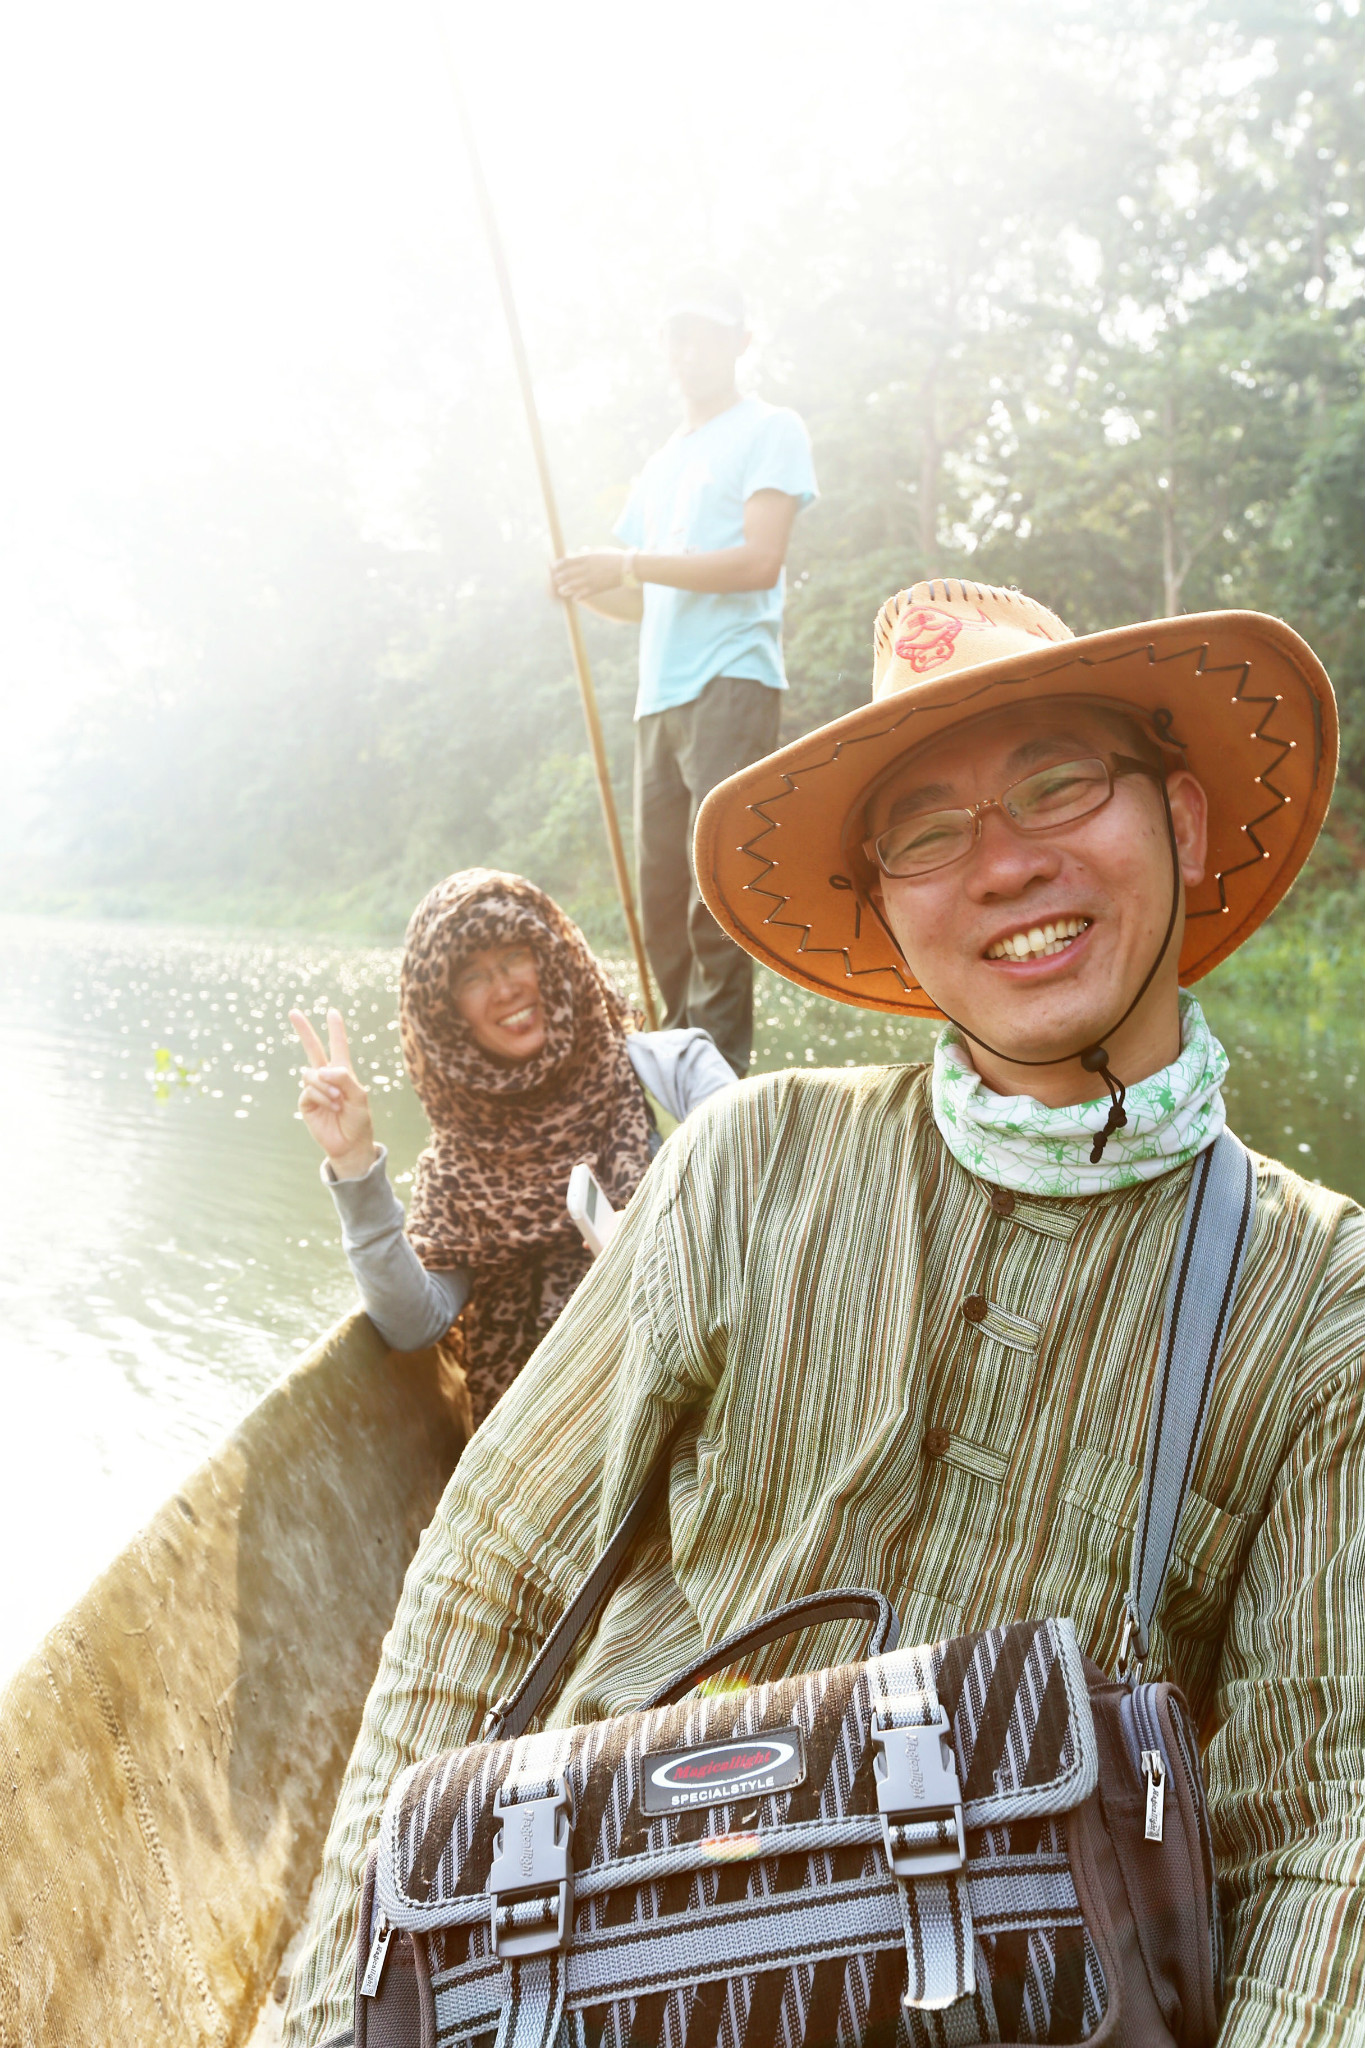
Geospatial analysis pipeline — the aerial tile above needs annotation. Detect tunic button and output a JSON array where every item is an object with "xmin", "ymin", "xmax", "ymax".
[
  {"xmin": 961, "ymin": 1293, "xmax": 989, "ymax": 1325},
  {"xmin": 988, "ymin": 1185, "xmax": 1015, "ymax": 1217},
  {"xmin": 923, "ymin": 1428, "xmax": 951, "ymax": 1460}
]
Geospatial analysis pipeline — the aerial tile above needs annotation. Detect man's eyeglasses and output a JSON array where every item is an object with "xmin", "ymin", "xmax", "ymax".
[{"xmin": 863, "ymin": 754, "xmax": 1159, "ymax": 880}]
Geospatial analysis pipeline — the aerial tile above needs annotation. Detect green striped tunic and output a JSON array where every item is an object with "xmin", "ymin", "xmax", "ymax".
[{"xmin": 284, "ymin": 1064, "xmax": 1365, "ymax": 2048}]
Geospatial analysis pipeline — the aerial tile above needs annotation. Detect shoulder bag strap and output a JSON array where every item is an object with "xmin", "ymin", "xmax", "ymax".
[
  {"xmin": 484, "ymin": 1422, "xmax": 685, "ymax": 1745},
  {"xmin": 1120, "ymin": 1128, "xmax": 1257, "ymax": 1679},
  {"xmin": 406, "ymin": 1426, "xmax": 685, "ymax": 1900}
]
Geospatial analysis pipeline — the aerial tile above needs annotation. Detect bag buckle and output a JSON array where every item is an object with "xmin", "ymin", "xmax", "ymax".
[
  {"xmin": 488, "ymin": 1776, "xmax": 574, "ymax": 1957},
  {"xmin": 871, "ymin": 1708, "xmax": 965, "ymax": 1878}
]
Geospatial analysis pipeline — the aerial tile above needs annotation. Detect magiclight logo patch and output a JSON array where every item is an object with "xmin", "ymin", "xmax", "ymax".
[{"xmin": 641, "ymin": 1727, "xmax": 805, "ymax": 1814}]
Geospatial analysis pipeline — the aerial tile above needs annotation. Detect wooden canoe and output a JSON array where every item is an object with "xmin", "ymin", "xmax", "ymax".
[{"xmin": 0, "ymin": 1313, "xmax": 464, "ymax": 2046}]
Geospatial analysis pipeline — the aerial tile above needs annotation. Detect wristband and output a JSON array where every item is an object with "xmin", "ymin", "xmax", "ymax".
[{"xmin": 620, "ymin": 550, "xmax": 639, "ymax": 589}]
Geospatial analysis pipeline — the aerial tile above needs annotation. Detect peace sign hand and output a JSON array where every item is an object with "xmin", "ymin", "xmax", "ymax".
[{"xmin": 289, "ymin": 1006, "xmax": 379, "ymax": 1181}]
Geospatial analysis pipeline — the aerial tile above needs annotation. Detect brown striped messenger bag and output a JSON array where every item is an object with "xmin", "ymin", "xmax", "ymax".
[{"xmin": 349, "ymin": 1130, "xmax": 1254, "ymax": 2048}]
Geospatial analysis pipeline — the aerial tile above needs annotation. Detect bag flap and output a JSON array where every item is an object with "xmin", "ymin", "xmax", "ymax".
[{"xmin": 376, "ymin": 1614, "xmax": 1096, "ymax": 1931}]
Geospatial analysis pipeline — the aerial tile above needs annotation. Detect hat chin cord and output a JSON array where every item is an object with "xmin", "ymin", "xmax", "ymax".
[{"xmin": 916, "ymin": 778, "xmax": 1183, "ymax": 1167}]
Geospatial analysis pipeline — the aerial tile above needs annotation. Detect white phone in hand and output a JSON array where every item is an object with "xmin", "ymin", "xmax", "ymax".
[{"xmin": 567, "ymin": 1161, "xmax": 618, "ymax": 1257}]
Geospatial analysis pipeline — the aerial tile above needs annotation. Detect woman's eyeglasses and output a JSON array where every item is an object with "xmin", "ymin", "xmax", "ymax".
[
  {"xmin": 864, "ymin": 754, "xmax": 1159, "ymax": 880},
  {"xmin": 451, "ymin": 946, "xmax": 537, "ymax": 1000}
]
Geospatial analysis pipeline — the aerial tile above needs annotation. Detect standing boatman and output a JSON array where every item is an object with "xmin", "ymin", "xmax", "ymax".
[{"xmin": 551, "ymin": 270, "xmax": 817, "ymax": 1075}]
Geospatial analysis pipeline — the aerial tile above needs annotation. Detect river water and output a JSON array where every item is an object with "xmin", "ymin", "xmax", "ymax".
[{"xmin": 2, "ymin": 911, "xmax": 1361, "ymax": 1682}]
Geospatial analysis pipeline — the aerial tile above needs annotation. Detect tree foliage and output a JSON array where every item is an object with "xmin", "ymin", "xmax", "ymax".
[{"xmin": 24, "ymin": 0, "xmax": 1365, "ymax": 946}]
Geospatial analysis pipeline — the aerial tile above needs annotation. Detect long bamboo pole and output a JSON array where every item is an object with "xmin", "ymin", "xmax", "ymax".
[{"xmin": 433, "ymin": 19, "xmax": 659, "ymax": 1027}]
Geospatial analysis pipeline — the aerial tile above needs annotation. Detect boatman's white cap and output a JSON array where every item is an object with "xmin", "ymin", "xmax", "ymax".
[{"xmin": 664, "ymin": 268, "xmax": 745, "ymax": 330}]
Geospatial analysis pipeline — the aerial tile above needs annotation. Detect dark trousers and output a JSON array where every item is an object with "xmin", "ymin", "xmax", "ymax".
[{"xmin": 634, "ymin": 675, "xmax": 782, "ymax": 1075}]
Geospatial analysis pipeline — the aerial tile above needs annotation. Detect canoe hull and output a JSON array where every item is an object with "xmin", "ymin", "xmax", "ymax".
[{"xmin": 0, "ymin": 1314, "xmax": 463, "ymax": 2046}]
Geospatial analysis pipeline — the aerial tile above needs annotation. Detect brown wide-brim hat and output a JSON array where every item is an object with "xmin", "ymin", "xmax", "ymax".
[{"xmin": 694, "ymin": 578, "xmax": 1337, "ymax": 1018}]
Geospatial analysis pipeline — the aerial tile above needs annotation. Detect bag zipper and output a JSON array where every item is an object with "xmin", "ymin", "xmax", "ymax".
[
  {"xmin": 1119, "ymin": 1683, "xmax": 1170, "ymax": 1844},
  {"xmin": 1141, "ymin": 1748, "xmax": 1166, "ymax": 1840},
  {"xmin": 360, "ymin": 1915, "xmax": 393, "ymax": 1999}
]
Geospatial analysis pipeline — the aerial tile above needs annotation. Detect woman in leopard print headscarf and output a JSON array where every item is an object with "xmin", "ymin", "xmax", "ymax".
[
  {"xmin": 292, "ymin": 871, "xmax": 736, "ymax": 1429},
  {"xmin": 397, "ymin": 870, "xmax": 654, "ymax": 1421}
]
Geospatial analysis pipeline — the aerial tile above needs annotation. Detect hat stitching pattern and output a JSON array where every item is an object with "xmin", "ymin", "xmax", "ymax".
[
  {"xmin": 1184, "ymin": 652, "xmax": 1297, "ymax": 923},
  {"xmin": 736, "ymin": 774, "xmax": 923, "ymax": 997},
  {"xmin": 741, "ymin": 781, "xmax": 914, "ymax": 987},
  {"xmin": 731, "ymin": 635, "xmax": 1300, "ymax": 998}
]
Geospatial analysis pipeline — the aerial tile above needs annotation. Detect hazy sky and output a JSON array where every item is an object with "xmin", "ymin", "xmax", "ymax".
[
  {"xmin": 1, "ymin": 0, "xmax": 949, "ymax": 812},
  {"xmin": 0, "ymin": 0, "xmax": 924, "ymax": 493}
]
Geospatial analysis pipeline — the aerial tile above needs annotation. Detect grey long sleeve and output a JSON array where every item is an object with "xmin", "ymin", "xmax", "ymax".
[
  {"xmin": 324, "ymin": 1033, "xmax": 734, "ymax": 1352},
  {"xmin": 624, "ymin": 1028, "xmax": 737, "ymax": 1119},
  {"xmin": 323, "ymin": 1146, "xmax": 469, "ymax": 1352}
]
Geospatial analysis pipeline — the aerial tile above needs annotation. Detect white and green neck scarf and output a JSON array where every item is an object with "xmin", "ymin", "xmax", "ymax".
[{"xmin": 931, "ymin": 992, "xmax": 1228, "ymax": 1197}]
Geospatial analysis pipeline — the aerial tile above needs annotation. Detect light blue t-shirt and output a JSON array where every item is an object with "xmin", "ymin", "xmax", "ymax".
[{"xmin": 613, "ymin": 394, "xmax": 818, "ymax": 719}]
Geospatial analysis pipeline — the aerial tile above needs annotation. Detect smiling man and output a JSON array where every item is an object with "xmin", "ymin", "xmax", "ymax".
[
  {"xmin": 861, "ymin": 702, "xmax": 1205, "ymax": 1115},
  {"xmin": 285, "ymin": 583, "xmax": 1365, "ymax": 2048}
]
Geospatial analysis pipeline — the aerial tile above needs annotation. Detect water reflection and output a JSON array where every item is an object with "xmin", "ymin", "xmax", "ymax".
[
  {"xmin": 0, "ymin": 915, "xmax": 430, "ymax": 1676},
  {"xmin": 2, "ymin": 912, "xmax": 1361, "ymax": 1680}
]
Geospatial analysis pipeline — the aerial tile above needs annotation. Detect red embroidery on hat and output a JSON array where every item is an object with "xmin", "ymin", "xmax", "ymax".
[{"xmin": 893, "ymin": 607, "xmax": 966, "ymax": 673}]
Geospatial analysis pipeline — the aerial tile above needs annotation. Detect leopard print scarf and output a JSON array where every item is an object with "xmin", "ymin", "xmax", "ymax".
[{"xmin": 400, "ymin": 870, "xmax": 653, "ymax": 1427}]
